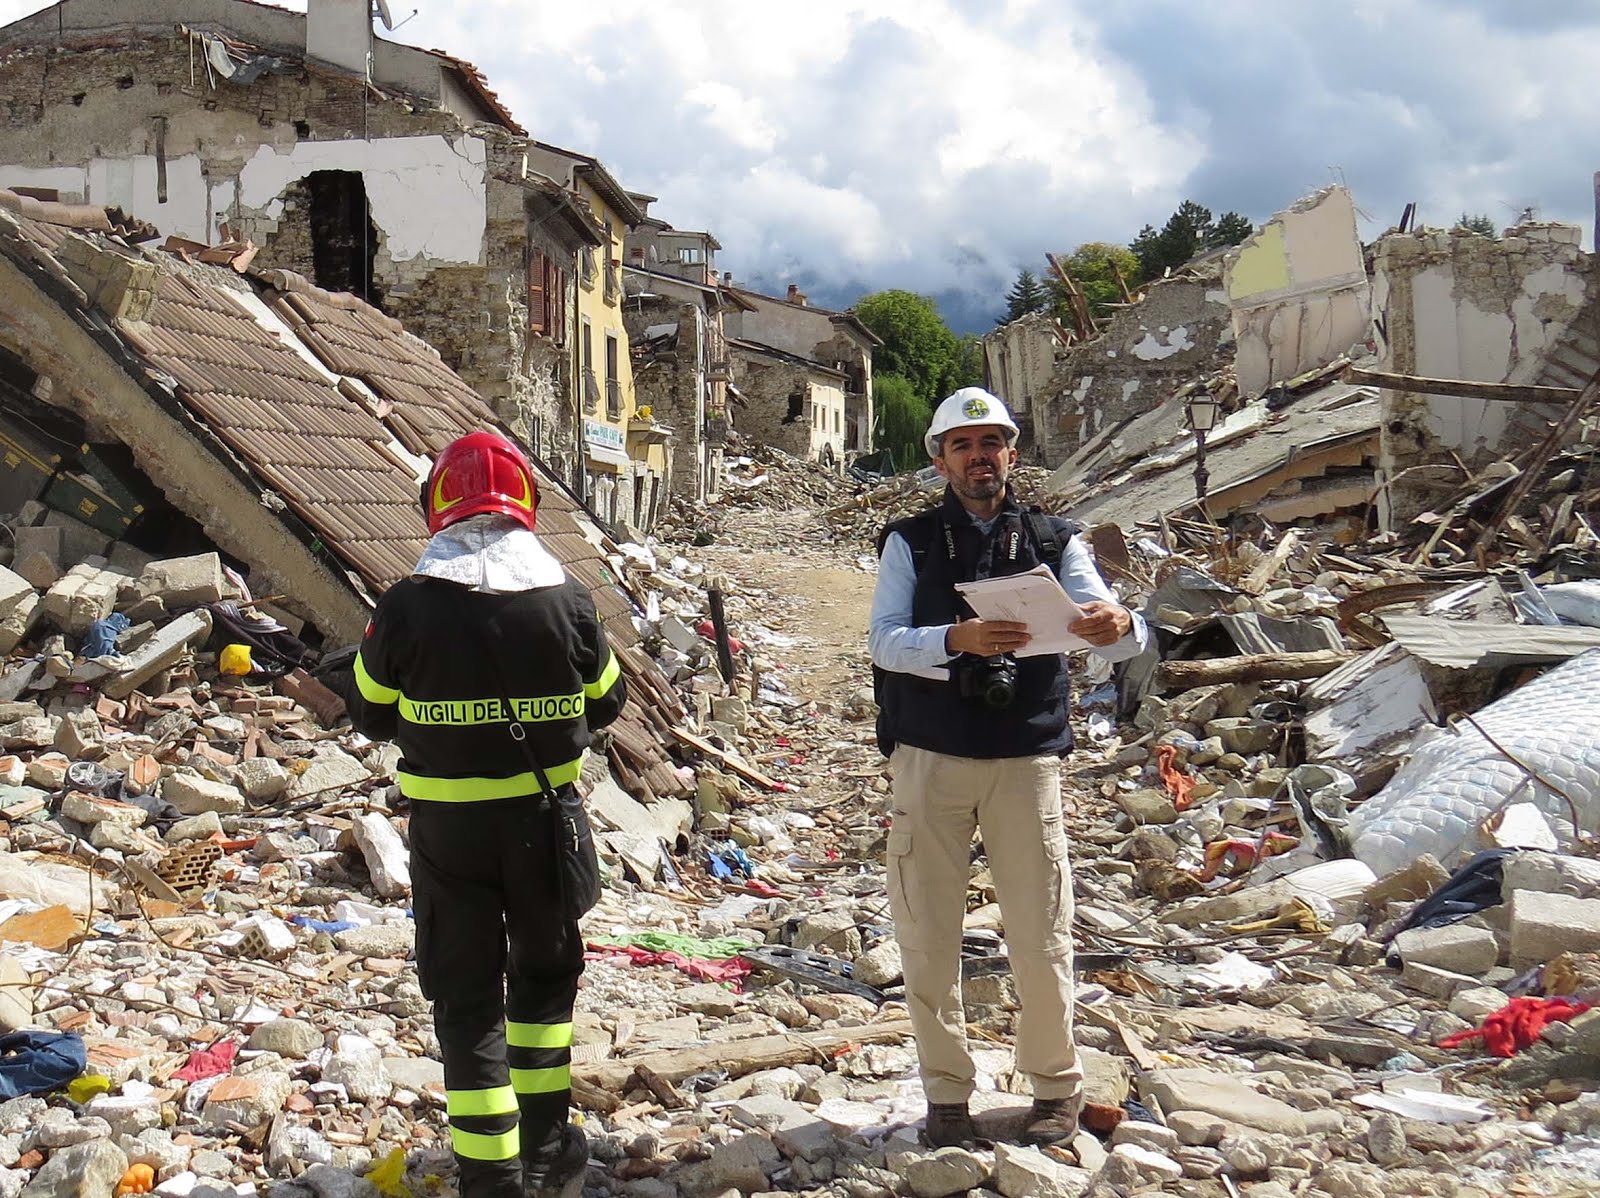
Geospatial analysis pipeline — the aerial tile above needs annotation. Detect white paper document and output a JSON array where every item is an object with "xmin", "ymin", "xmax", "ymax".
[{"xmin": 954, "ymin": 565, "xmax": 1092, "ymax": 657}]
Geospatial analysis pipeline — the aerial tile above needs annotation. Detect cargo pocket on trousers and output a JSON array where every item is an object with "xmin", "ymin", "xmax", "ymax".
[
  {"xmin": 1041, "ymin": 814, "xmax": 1070, "ymax": 933},
  {"xmin": 887, "ymin": 829, "xmax": 917, "ymax": 946}
]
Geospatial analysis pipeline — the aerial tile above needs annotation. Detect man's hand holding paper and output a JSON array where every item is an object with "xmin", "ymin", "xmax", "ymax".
[{"xmin": 954, "ymin": 564, "xmax": 1123, "ymax": 658}]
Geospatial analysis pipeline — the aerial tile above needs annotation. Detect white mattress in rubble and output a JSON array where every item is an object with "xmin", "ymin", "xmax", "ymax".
[{"xmin": 1347, "ymin": 648, "xmax": 1600, "ymax": 877}]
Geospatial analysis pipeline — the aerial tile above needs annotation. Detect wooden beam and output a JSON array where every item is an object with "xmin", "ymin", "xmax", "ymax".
[
  {"xmin": 1344, "ymin": 366, "xmax": 1581, "ymax": 405},
  {"xmin": 1155, "ymin": 650, "xmax": 1356, "ymax": 690},
  {"xmin": 574, "ymin": 1020, "xmax": 915, "ymax": 1093}
]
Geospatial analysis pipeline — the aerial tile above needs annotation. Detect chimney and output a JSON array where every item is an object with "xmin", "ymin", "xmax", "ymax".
[
  {"xmin": 722, "ymin": 272, "xmax": 733, "ymax": 286},
  {"xmin": 786, "ymin": 283, "xmax": 807, "ymax": 306},
  {"xmin": 305, "ymin": 0, "xmax": 372, "ymax": 79}
]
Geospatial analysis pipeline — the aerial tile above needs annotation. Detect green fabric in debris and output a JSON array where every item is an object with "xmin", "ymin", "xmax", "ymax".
[{"xmin": 589, "ymin": 931, "xmax": 758, "ymax": 959}]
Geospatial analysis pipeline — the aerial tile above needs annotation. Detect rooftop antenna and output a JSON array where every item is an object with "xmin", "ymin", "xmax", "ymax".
[{"xmin": 372, "ymin": 1, "xmax": 419, "ymax": 32}]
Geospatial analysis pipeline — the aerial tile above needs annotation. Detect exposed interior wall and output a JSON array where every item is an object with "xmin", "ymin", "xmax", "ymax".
[
  {"xmin": 1372, "ymin": 223, "xmax": 1594, "ymax": 523},
  {"xmin": 625, "ymin": 294, "xmax": 713, "ymax": 502},
  {"xmin": 1225, "ymin": 186, "xmax": 1371, "ymax": 398},
  {"xmin": 1032, "ymin": 276, "xmax": 1230, "ymax": 467}
]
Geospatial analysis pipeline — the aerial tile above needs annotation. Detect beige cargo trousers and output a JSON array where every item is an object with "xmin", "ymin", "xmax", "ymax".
[{"xmin": 887, "ymin": 744, "xmax": 1081, "ymax": 1107}]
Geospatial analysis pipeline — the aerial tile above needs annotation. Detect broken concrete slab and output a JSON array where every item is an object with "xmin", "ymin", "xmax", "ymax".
[
  {"xmin": 136, "ymin": 553, "xmax": 225, "ymax": 608},
  {"xmin": 1139, "ymin": 1068, "xmax": 1307, "ymax": 1135},
  {"xmin": 351, "ymin": 812, "xmax": 410, "ymax": 899},
  {"xmin": 1392, "ymin": 923, "xmax": 1498, "ymax": 976},
  {"xmin": 102, "ymin": 609, "xmax": 212, "ymax": 700},
  {"xmin": 1508, "ymin": 889, "xmax": 1600, "ymax": 968}
]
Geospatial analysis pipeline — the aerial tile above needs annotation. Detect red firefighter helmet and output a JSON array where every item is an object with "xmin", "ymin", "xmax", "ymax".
[{"xmin": 424, "ymin": 431, "xmax": 540, "ymax": 534}]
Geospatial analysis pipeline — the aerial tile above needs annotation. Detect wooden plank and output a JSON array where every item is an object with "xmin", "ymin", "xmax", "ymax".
[
  {"xmin": 1344, "ymin": 366, "xmax": 1581, "ymax": 405},
  {"xmin": 1156, "ymin": 649, "xmax": 1355, "ymax": 689},
  {"xmin": 670, "ymin": 727, "xmax": 785, "ymax": 791},
  {"xmin": 574, "ymin": 1020, "xmax": 914, "ymax": 1092}
]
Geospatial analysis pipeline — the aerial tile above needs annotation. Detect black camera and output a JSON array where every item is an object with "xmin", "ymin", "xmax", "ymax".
[{"xmin": 956, "ymin": 654, "xmax": 1018, "ymax": 709}]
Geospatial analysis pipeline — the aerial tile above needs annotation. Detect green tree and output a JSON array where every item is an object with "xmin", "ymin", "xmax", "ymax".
[
  {"xmin": 1049, "ymin": 242, "xmax": 1141, "ymax": 321},
  {"xmin": 1208, "ymin": 211, "xmax": 1254, "ymax": 249},
  {"xmin": 1000, "ymin": 268, "xmax": 1048, "ymax": 324},
  {"xmin": 873, "ymin": 372, "xmax": 931, "ymax": 472},
  {"xmin": 1457, "ymin": 212, "xmax": 1497, "ymax": 237},
  {"xmin": 852, "ymin": 289, "xmax": 963, "ymax": 409},
  {"xmin": 1129, "ymin": 201, "xmax": 1253, "ymax": 281},
  {"xmin": 951, "ymin": 334, "xmax": 984, "ymax": 393}
]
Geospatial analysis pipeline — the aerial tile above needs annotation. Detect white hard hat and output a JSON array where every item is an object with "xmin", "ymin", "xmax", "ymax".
[{"xmin": 924, "ymin": 388, "xmax": 1020, "ymax": 458}]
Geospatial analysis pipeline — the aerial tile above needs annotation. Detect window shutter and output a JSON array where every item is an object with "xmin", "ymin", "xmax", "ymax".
[{"xmin": 527, "ymin": 248, "xmax": 547, "ymax": 335}]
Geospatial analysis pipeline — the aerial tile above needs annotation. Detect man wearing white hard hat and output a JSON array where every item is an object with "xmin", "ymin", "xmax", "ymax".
[{"xmin": 868, "ymin": 387, "xmax": 1148, "ymax": 1151}]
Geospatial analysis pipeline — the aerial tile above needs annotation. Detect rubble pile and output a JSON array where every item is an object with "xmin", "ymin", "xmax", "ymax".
[
  {"xmin": 3, "ymin": 483, "xmax": 1600, "ymax": 1197},
  {"xmin": 654, "ymin": 442, "xmax": 866, "ymax": 546}
]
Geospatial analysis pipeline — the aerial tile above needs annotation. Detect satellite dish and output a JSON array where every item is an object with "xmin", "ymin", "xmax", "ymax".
[{"xmin": 373, "ymin": 0, "xmax": 396, "ymax": 30}]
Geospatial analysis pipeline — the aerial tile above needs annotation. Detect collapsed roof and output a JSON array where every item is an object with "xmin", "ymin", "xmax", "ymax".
[{"xmin": 0, "ymin": 188, "xmax": 690, "ymax": 802}]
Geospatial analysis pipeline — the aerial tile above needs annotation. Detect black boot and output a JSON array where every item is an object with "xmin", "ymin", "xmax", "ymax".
[
  {"xmin": 1021, "ymin": 1097, "xmax": 1079, "ymax": 1149},
  {"xmin": 522, "ymin": 1123, "xmax": 588, "ymax": 1195},
  {"xmin": 920, "ymin": 1101, "xmax": 977, "ymax": 1148}
]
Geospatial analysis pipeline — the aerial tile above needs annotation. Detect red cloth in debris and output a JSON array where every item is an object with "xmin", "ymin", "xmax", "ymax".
[
  {"xmin": 586, "ymin": 943, "xmax": 752, "ymax": 988},
  {"xmin": 172, "ymin": 1039, "xmax": 238, "ymax": 1082},
  {"xmin": 1155, "ymin": 744, "xmax": 1197, "ymax": 810},
  {"xmin": 1438, "ymin": 996, "xmax": 1591, "ymax": 1057}
]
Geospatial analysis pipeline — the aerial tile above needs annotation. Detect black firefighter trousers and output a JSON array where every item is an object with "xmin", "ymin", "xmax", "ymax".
[{"xmin": 410, "ymin": 792, "xmax": 584, "ymax": 1198}]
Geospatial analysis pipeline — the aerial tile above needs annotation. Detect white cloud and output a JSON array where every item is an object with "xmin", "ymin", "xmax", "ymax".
[{"xmin": 0, "ymin": 0, "xmax": 1595, "ymax": 330}]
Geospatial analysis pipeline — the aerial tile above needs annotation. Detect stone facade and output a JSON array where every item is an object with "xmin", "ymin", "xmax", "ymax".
[
  {"xmin": 981, "ymin": 311, "xmax": 1068, "ymax": 436},
  {"xmin": 1371, "ymin": 223, "xmax": 1595, "ymax": 523},
  {"xmin": 728, "ymin": 341, "xmax": 849, "ymax": 468},
  {"xmin": 1030, "ymin": 272, "xmax": 1231, "ymax": 467},
  {"xmin": 722, "ymin": 286, "xmax": 875, "ymax": 460}
]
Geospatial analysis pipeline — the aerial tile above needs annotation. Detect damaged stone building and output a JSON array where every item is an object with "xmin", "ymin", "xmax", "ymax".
[
  {"xmin": 721, "ymin": 283, "xmax": 878, "ymax": 469},
  {"xmin": 0, "ymin": 0, "xmax": 616, "ymax": 498},
  {"xmin": 1371, "ymin": 220, "xmax": 1597, "ymax": 525},
  {"xmin": 989, "ymin": 187, "xmax": 1374, "ymax": 470},
  {"xmin": 1018, "ymin": 266, "xmax": 1232, "ymax": 466},
  {"xmin": 621, "ymin": 199, "xmax": 734, "ymax": 504}
]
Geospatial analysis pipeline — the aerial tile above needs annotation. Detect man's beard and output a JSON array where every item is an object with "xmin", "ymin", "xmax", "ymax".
[{"xmin": 951, "ymin": 467, "xmax": 1005, "ymax": 502}]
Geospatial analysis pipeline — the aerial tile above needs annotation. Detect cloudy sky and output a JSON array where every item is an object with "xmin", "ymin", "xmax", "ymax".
[{"xmin": 3, "ymin": 0, "xmax": 1597, "ymax": 331}]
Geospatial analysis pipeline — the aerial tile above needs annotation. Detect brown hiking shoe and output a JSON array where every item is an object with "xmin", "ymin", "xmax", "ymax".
[
  {"xmin": 920, "ymin": 1102, "xmax": 977, "ymax": 1147},
  {"xmin": 1022, "ymin": 1097, "xmax": 1079, "ymax": 1148}
]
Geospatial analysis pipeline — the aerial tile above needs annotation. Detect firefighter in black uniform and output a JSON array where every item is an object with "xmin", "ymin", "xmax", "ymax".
[{"xmin": 351, "ymin": 431, "xmax": 625, "ymax": 1197}]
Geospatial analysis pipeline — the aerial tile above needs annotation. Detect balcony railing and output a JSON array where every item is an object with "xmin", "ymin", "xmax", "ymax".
[
  {"xmin": 582, "ymin": 369, "xmax": 599, "ymax": 413},
  {"xmin": 606, "ymin": 378, "xmax": 622, "ymax": 419}
]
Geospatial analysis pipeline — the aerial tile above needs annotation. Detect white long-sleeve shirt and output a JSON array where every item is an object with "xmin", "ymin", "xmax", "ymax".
[{"xmin": 868, "ymin": 517, "xmax": 1149, "ymax": 676}]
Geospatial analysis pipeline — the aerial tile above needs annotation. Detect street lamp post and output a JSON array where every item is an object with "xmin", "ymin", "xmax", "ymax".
[{"xmin": 1186, "ymin": 390, "xmax": 1220, "ymax": 513}]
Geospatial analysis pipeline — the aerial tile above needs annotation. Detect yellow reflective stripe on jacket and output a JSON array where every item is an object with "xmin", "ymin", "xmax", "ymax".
[
  {"xmin": 398, "ymin": 756, "xmax": 584, "ymax": 802},
  {"xmin": 450, "ymin": 1125, "xmax": 519, "ymax": 1161},
  {"xmin": 354, "ymin": 653, "xmax": 399, "ymax": 705},
  {"xmin": 399, "ymin": 693, "xmax": 585, "ymax": 726},
  {"xmin": 506, "ymin": 1021, "xmax": 574, "ymax": 1050},
  {"xmin": 584, "ymin": 651, "xmax": 621, "ymax": 700},
  {"xmin": 446, "ymin": 1085, "xmax": 518, "ymax": 1118},
  {"xmin": 510, "ymin": 1064, "xmax": 571, "ymax": 1094}
]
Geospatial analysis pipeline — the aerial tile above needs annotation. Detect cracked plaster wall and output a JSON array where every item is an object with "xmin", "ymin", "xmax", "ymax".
[
  {"xmin": 1225, "ymin": 186, "xmax": 1372, "ymax": 398},
  {"xmin": 1373, "ymin": 223, "xmax": 1593, "ymax": 523},
  {"xmin": 1031, "ymin": 276, "xmax": 1230, "ymax": 467},
  {"xmin": 0, "ymin": 37, "xmax": 574, "ymax": 476}
]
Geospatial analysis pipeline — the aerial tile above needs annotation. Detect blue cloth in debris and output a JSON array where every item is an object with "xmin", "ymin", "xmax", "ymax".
[
  {"xmin": 0, "ymin": 1031, "xmax": 86, "ymax": 1099},
  {"xmin": 81, "ymin": 613, "xmax": 131, "ymax": 659},
  {"xmin": 289, "ymin": 916, "xmax": 359, "ymax": 933}
]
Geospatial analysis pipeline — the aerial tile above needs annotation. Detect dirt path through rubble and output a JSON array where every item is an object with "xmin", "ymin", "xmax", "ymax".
[{"xmin": 701, "ymin": 507, "xmax": 879, "ymax": 700}]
